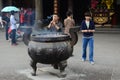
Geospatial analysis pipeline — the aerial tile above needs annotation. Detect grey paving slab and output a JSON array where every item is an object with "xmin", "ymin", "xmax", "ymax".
[{"xmin": 0, "ymin": 31, "xmax": 120, "ymax": 80}]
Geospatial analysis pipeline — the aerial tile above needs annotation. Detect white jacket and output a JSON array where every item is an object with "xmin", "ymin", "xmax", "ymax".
[{"xmin": 10, "ymin": 15, "xmax": 17, "ymax": 30}]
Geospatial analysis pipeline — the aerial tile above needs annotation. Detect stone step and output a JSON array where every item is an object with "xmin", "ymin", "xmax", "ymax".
[{"xmin": 95, "ymin": 28, "xmax": 120, "ymax": 33}]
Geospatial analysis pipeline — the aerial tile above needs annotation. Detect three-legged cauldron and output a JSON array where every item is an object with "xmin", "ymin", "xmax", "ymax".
[{"xmin": 23, "ymin": 26, "xmax": 80, "ymax": 76}]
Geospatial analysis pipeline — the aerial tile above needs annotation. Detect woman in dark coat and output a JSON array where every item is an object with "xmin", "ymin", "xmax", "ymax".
[{"xmin": 2, "ymin": 13, "xmax": 10, "ymax": 40}]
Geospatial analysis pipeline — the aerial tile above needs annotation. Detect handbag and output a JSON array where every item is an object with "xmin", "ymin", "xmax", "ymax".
[{"xmin": 8, "ymin": 26, "xmax": 12, "ymax": 34}]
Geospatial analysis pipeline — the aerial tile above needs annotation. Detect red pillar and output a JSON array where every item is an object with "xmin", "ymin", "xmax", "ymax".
[{"xmin": 112, "ymin": 14, "xmax": 116, "ymax": 26}]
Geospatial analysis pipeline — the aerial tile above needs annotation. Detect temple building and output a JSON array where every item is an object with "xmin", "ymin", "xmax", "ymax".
[{"xmin": 0, "ymin": 0, "xmax": 120, "ymax": 27}]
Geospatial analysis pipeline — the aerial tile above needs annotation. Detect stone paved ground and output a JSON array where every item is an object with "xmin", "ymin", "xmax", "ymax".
[
  {"xmin": 67, "ymin": 33, "xmax": 120, "ymax": 80},
  {"xmin": 0, "ymin": 31, "xmax": 120, "ymax": 80}
]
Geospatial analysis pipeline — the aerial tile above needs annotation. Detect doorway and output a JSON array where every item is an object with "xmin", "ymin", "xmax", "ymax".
[
  {"xmin": 59, "ymin": 0, "xmax": 68, "ymax": 22},
  {"xmin": 73, "ymin": 0, "xmax": 91, "ymax": 25},
  {"xmin": 58, "ymin": 0, "xmax": 91, "ymax": 24},
  {"xmin": 12, "ymin": 0, "xmax": 35, "ymax": 8},
  {"xmin": 42, "ymin": 0, "xmax": 54, "ymax": 19}
]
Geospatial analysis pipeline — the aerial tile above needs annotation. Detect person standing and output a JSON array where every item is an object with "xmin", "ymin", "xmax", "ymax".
[
  {"xmin": 81, "ymin": 12, "xmax": 95, "ymax": 65},
  {"xmin": 2, "ymin": 13, "xmax": 10, "ymax": 40},
  {"xmin": 30, "ymin": 9, "xmax": 35, "ymax": 26},
  {"xmin": 64, "ymin": 11, "xmax": 75, "ymax": 35},
  {"xmin": 48, "ymin": 14, "xmax": 67, "ymax": 71},
  {"xmin": 64, "ymin": 11, "xmax": 75, "ymax": 56},
  {"xmin": 0, "ymin": 14, "xmax": 4, "ymax": 28},
  {"xmin": 20, "ymin": 9, "xmax": 25, "ymax": 26},
  {"xmin": 10, "ymin": 11, "xmax": 17, "ymax": 46},
  {"xmin": 48, "ymin": 14, "xmax": 63, "ymax": 32}
]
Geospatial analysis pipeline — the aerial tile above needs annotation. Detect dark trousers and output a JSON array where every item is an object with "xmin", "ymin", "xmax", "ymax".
[
  {"xmin": 5, "ymin": 26, "xmax": 9, "ymax": 40},
  {"xmin": 11, "ymin": 29, "xmax": 16, "ymax": 44}
]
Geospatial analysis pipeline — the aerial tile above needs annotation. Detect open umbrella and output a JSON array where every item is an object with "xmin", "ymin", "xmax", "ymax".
[{"xmin": 1, "ymin": 6, "xmax": 20, "ymax": 12}]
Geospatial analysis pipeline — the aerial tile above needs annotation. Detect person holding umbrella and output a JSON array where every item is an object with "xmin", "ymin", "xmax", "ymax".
[
  {"xmin": 10, "ymin": 10, "xmax": 18, "ymax": 46},
  {"xmin": 1, "ymin": 6, "xmax": 20, "ymax": 12},
  {"xmin": 1, "ymin": 6, "xmax": 20, "ymax": 43}
]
